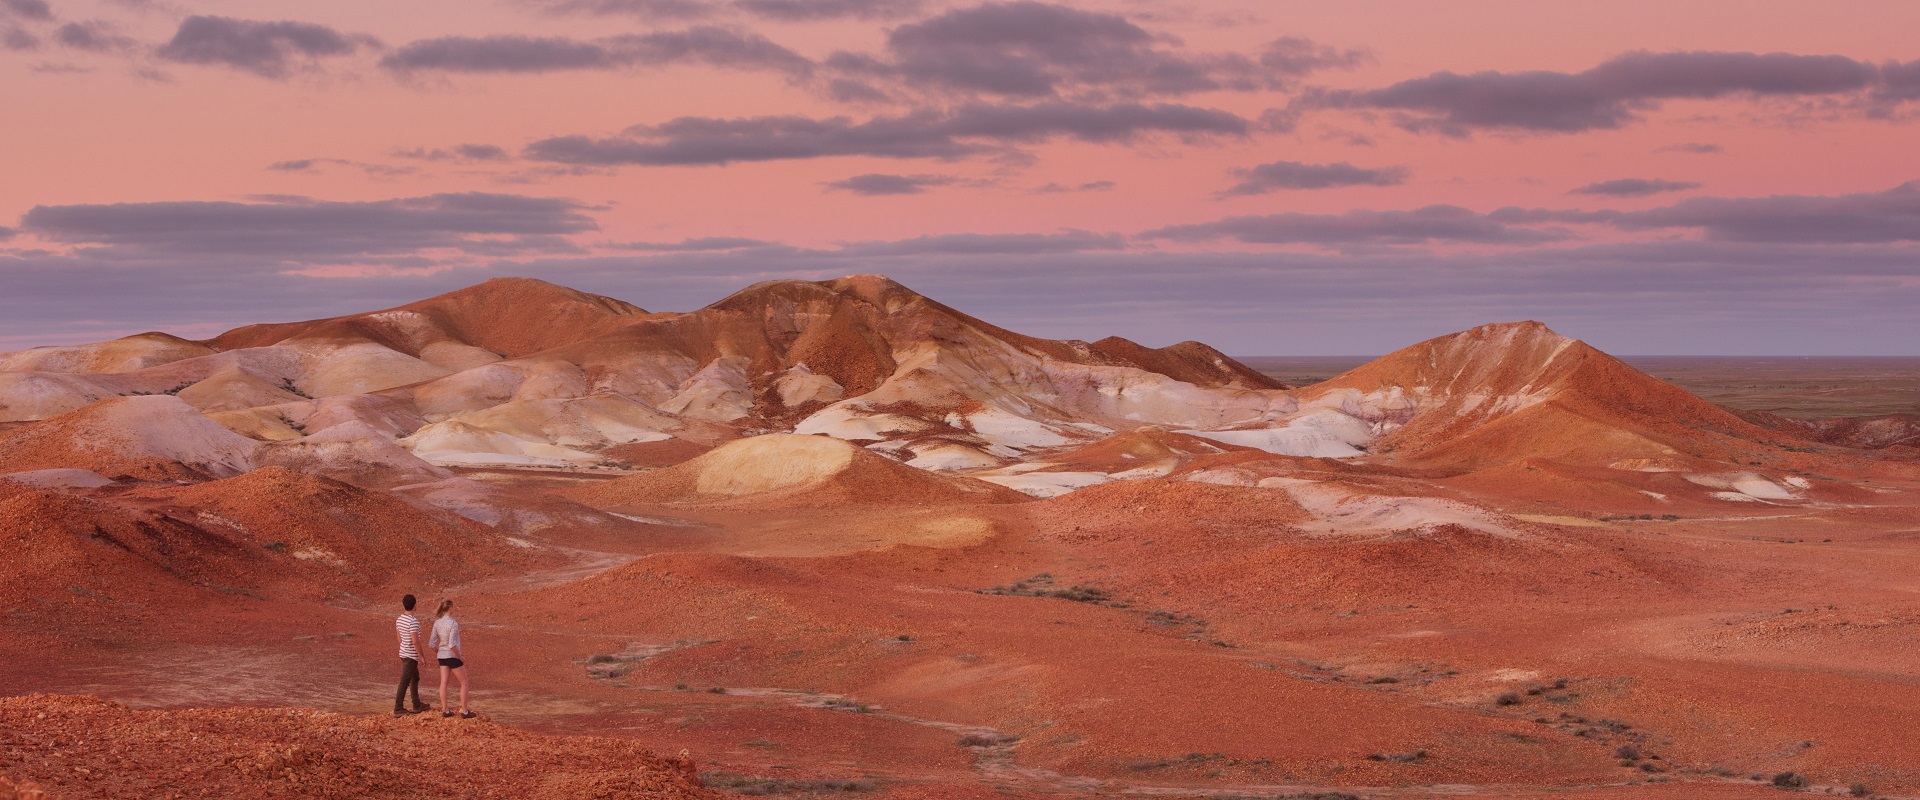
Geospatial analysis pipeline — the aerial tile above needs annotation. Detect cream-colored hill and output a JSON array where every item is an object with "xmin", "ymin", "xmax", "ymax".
[
  {"xmin": 255, "ymin": 421, "xmax": 456, "ymax": 488},
  {"xmin": 0, "ymin": 372, "xmax": 116, "ymax": 422},
  {"xmin": 0, "ymin": 395, "xmax": 259, "ymax": 481},
  {"xmin": 0, "ymin": 332, "xmax": 213, "ymax": 374},
  {"xmin": 568, "ymin": 433, "xmax": 1026, "ymax": 508}
]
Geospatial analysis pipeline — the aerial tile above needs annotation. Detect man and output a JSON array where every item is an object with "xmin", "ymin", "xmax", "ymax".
[{"xmin": 394, "ymin": 594, "xmax": 431, "ymax": 716}]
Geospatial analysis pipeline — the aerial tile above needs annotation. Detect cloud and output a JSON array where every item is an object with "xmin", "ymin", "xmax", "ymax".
[
  {"xmin": 0, "ymin": 0, "xmax": 51, "ymax": 21},
  {"xmin": 611, "ymin": 236, "xmax": 775, "ymax": 251},
  {"xmin": 2, "ymin": 26, "xmax": 35, "ymax": 50},
  {"xmin": 53, "ymin": 21, "xmax": 135, "ymax": 53},
  {"xmin": 523, "ymin": 102, "xmax": 1248, "ymax": 166},
  {"xmin": 1258, "ymin": 36, "xmax": 1370, "ymax": 77},
  {"xmin": 1312, "ymin": 50, "xmax": 1888, "ymax": 134},
  {"xmin": 1219, "ymin": 160, "xmax": 1407, "ymax": 196},
  {"xmin": 830, "ymin": 1, "xmax": 1271, "ymax": 100},
  {"xmin": 1615, "ymin": 181, "xmax": 1920, "ymax": 243},
  {"xmin": 17, "ymin": 193, "xmax": 598, "ymax": 262},
  {"xmin": 1035, "ymin": 180, "xmax": 1115, "ymax": 193},
  {"xmin": 267, "ymin": 159, "xmax": 315, "ymax": 172},
  {"xmin": 1659, "ymin": 142, "xmax": 1724, "ymax": 154},
  {"xmin": 823, "ymin": 173, "xmax": 957, "ymax": 195},
  {"xmin": 1876, "ymin": 60, "xmax": 1920, "ymax": 105},
  {"xmin": 155, "ymin": 16, "xmax": 377, "ymax": 79},
  {"xmin": 381, "ymin": 27, "xmax": 809, "ymax": 76},
  {"xmin": 1145, "ymin": 205, "xmax": 1560, "ymax": 246},
  {"xmin": 835, "ymin": 230, "xmax": 1125, "ymax": 255},
  {"xmin": 1571, "ymin": 178, "xmax": 1702, "ymax": 197},
  {"xmin": 527, "ymin": 0, "xmax": 717, "ymax": 20},
  {"xmin": 735, "ymin": 0, "xmax": 922, "ymax": 20},
  {"xmin": 394, "ymin": 144, "xmax": 512, "ymax": 162},
  {"xmin": 0, "ymin": 225, "xmax": 14, "ymax": 240}
]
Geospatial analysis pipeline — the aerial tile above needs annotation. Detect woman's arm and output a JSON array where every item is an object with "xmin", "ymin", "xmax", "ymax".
[{"xmin": 427, "ymin": 622, "xmax": 440, "ymax": 652}]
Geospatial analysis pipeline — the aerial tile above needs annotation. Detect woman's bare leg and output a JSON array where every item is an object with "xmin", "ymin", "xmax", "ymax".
[
  {"xmin": 454, "ymin": 666, "xmax": 470, "ymax": 714},
  {"xmin": 438, "ymin": 665, "xmax": 451, "ymax": 713}
]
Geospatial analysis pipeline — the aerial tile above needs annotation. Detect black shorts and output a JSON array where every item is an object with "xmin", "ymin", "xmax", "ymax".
[{"xmin": 439, "ymin": 657, "xmax": 465, "ymax": 669}]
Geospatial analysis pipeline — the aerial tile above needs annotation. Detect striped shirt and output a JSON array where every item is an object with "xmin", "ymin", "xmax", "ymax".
[{"xmin": 396, "ymin": 614, "xmax": 421, "ymax": 659}]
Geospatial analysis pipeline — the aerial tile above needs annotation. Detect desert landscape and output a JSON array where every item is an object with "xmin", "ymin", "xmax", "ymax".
[{"xmin": 1, "ymin": 275, "xmax": 1916, "ymax": 799}]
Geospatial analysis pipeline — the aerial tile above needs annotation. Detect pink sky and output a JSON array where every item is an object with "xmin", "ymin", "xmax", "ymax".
[{"xmin": 2, "ymin": 0, "xmax": 1918, "ymax": 353}]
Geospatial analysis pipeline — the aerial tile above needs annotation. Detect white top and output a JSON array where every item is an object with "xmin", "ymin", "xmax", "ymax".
[
  {"xmin": 428, "ymin": 615, "xmax": 461, "ymax": 659},
  {"xmin": 396, "ymin": 613, "xmax": 420, "ymax": 659}
]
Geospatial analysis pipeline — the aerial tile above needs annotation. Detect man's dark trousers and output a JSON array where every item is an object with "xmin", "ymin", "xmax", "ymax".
[{"xmin": 396, "ymin": 658, "xmax": 422, "ymax": 711}]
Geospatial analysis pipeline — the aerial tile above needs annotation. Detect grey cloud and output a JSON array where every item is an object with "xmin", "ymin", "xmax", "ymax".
[
  {"xmin": 1660, "ymin": 142, "xmax": 1724, "ymax": 154},
  {"xmin": 54, "ymin": 21, "xmax": 133, "ymax": 52},
  {"xmin": 156, "ymin": 16, "xmax": 376, "ymax": 79},
  {"xmin": 611, "ymin": 236, "xmax": 775, "ymax": 251},
  {"xmin": 395, "ymin": 144, "xmax": 512, "ymax": 161},
  {"xmin": 823, "ymin": 173, "xmax": 956, "ymax": 195},
  {"xmin": 736, "ymin": 0, "xmax": 922, "ymax": 20},
  {"xmin": 1877, "ymin": 60, "xmax": 1920, "ymax": 105},
  {"xmin": 0, "ymin": 0, "xmax": 51, "ymax": 20},
  {"xmin": 530, "ymin": 0, "xmax": 716, "ymax": 20},
  {"xmin": 1314, "ymin": 50, "xmax": 1891, "ymax": 134},
  {"xmin": 1035, "ymin": 180, "xmax": 1115, "ymax": 193},
  {"xmin": 382, "ymin": 27, "xmax": 809, "ymax": 76},
  {"xmin": 1571, "ymin": 178, "xmax": 1702, "ymax": 197},
  {"xmin": 523, "ymin": 102, "xmax": 1248, "ymax": 166},
  {"xmin": 1145, "ymin": 205, "xmax": 1560, "ymax": 246},
  {"xmin": 1486, "ymin": 207, "xmax": 1622, "ymax": 225},
  {"xmin": 835, "ymin": 230, "xmax": 1125, "ymax": 255},
  {"xmin": 1219, "ymin": 160, "xmax": 1406, "ymax": 196},
  {"xmin": 3, "ymin": 26, "xmax": 35, "ymax": 50},
  {"xmin": 1259, "ymin": 36, "xmax": 1369, "ymax": 77},
  {"xmin": 267, "ymin": 159, "xmax": 315, "ymax": 171},
  {"xmin": 0, "ymin": 226, "xmax": 15, "ymax": 240},
  {"xmin": 841, "ymin": 1, "xmax": 1267, "ymax": 99},
  {"xmin": 1616, "ymin": 181, "xmax": 1920, "ymax": 243},
  {"xmin": 18, "ymin": 193, "xmax": 597, "ymax": 262}
]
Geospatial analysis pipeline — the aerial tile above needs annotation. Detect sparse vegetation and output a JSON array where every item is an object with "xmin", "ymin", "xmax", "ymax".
[
  {"xmin": 264, "ymin": 541, "xmax": 287, "ymax": 553},
  {"xmin": 821, "ymin": 698, "xmax": 871, "ymax": 713},
  {"xmin": 976, "ymin": 573, "xmax": 1124, "ymax": 607},
  {"xmin": 1772, "ymin": 771, "xmax": 1808, "ymax": 789},
  {"xmin": 700, "ymin": 772, "xmax": 875, "ymax": 795},
  {"xmin": 707, "ymin": 686, "xmax": 728, "ymax": 694},
  {"xmin": 956, "ymin": 732, "xmax": 1017, "ymax": 748},
  {"xmin": 1495, "ymin": 692, "xmax": 1522, "ymax": 706},
  {"xmin": 1850, "ymin": 783, "xmax": 1872, "ymax": 797},
  {"xmin": 1364, "ymin": 750, "xmax": 1427, "ymax": 764}
]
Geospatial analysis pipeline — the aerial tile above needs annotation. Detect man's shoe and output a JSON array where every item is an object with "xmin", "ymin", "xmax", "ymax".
[
  {"xmin": 411, "ymin": 704, "xmax": 432, "ymax": 713},
  {"xmin": 441, "ymin": 711, "xmax": 454, "ymax": 718},
  {"xmin": 393, "ymin": 709, "xmax": 413, "ymax": 717}
]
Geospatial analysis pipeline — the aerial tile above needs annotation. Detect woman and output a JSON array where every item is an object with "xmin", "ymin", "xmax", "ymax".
[{"xmin": 427, "ymin": 599, "xmax": 475, "ymax": 719}]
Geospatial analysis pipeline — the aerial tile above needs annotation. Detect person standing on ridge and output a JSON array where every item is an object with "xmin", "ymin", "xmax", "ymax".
[
  {"xmin": 429, "ymin": 598, "xmax": 474, "ymax": 719},
  {"xmin": 394, "ymin": 594, "xmax": 430, "ymax": 717}
]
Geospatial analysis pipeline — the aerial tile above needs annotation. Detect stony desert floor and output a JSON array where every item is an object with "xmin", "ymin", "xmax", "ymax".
[{"xmin": 3, "ymin": 278, "xmax": 1918, "ymax": 799}]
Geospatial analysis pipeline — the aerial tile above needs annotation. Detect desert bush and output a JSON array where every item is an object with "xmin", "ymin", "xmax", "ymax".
[
  {"xmin": 1849, "ymin": 784, "xmax": 1871, "ymax": 798},
  {"xmin": 1495, "ymin": 692, "xmax": 1521, "ymax": 707},
  {"xmin": 1614, "ymin": 745, "xmax": 1641, "ymax": 760},
  {"xmin": 1772, "ymin": 771, "xmax": 1808, "ymax": 789}
]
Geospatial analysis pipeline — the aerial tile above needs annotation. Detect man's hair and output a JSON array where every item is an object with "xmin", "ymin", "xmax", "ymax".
[{"xmin": 402, "ymin": 594, "xmax": 416, "ymax": 611}]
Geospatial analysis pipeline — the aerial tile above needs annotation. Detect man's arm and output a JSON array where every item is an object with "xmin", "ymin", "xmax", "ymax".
[{"xmin": 412, "ymin": 626, "xmax": 428, "ymax": 659}]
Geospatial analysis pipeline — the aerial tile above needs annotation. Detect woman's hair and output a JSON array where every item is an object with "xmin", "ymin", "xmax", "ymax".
[{"xmin": 435, "ymin": 599, "xmax": 454, "ymax": 618}]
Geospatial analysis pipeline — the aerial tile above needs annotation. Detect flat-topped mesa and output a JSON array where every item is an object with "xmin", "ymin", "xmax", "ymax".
[
  {"xmin": 207, "ymin": 277, "xmax": 648, "ymax": 359},
  {"xmin": 1306, "ymin": 321, "xmax": 1795, "ymax": 470}
]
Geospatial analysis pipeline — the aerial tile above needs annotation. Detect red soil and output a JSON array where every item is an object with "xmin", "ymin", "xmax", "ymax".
[{"xmin": 0, "ymin": 695, "xmax": 712, "ymax": 800}]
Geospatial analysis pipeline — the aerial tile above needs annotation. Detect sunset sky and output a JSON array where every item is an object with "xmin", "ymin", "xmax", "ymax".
[{"xmin": 3, "ymin": 0, "xmax": 1918, "ymax": 354}]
